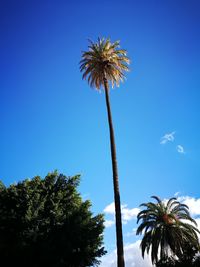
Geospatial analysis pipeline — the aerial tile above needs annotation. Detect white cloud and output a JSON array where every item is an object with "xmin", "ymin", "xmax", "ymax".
[
  {"xmin": 125, "ymin": 228, "xmax": 137, "ymax": 237},
  {"xmin": 104, "ymin": 202, "xmax": 115, "ymax": 214},
  {"xmin": 121, "ymin": 204, "xmax": 140, "ymax": 223},
  {"xmin": 100, "ymin": 240, "xmax": 153, "ymax": 267},
  {"xmin": 160, "ymin": 131, "xmax": 175, "ymax": 144},
  {"xmin": 176, "ymin": 145, "xmax": 185, "ymax": 154},
  {"xmin": 104, "ymin": 202, "xmax": 140, "ymax": 225},
  {"xmin": 104, "ymin": 220, "xmax": 115, "ymax": 228},
  {"xmin": 104, "ymin": 197, "xmax": 200, "ymax": 225}
]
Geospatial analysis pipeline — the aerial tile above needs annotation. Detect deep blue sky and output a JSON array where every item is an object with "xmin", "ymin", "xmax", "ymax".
[{"xmin": 1, "ymin": 0, "xmax": 200, "ymax": 262}]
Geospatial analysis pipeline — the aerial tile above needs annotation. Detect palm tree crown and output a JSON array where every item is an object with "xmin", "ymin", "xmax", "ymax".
[
  {"xmin": 80, "ymin": 37, "xmax": 130, "ymax": 89},
  {"xmin": 137, "ymin": 196, "xmax": 200, "ymax": 264}
]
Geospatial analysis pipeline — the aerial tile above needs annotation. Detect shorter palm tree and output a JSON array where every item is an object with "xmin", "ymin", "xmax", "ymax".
[{"xmin": 136, "ymin": 196, "xmax": 200, "ymax": 265}]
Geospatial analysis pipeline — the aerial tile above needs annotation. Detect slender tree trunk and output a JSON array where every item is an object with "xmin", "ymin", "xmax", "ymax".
[{"xmin": 103, "ymin": 76, "xmax": 125, "ymax": 267}]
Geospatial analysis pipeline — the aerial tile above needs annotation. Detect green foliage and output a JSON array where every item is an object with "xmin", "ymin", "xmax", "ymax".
[
  {"xmin": 156, "ymin": 253, "xmax": 200, "ymax": 267},
  {"xmin": 137, "ymin": 196, "xmax": 200, "ymax": 265},
  {"xmin": 0, "ymin": 172, "xmax": 106, "ymax": 266}
]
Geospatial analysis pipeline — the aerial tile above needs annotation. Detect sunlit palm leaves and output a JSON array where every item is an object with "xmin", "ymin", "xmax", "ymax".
[
  {"xmin": 80, "ymin": 38, "xmax": 130, "ymax": 89},
  {"xmin": 136, "ymin": 196, "xmax": 200, "ymax": 264}
]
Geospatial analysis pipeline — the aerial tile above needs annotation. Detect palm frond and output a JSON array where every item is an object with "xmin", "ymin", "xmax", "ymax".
[
  {"xmin": 80, "ymin": 37, "xmax": 130, "ymax": 90},
  {"xmin": 151, "ymin": 195, "xmax": 162, "ymax": 203},
  {"xmin": 166, "ymin": 197, "xmax": 177, "ymax": 209},
  {"xmin": 136, "ymin": 195, "xmax": 200, "ymax": 265}
]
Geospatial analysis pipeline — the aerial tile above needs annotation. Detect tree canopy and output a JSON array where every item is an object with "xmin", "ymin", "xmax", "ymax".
[
  {"xmin": 0, "ymin": 172, "xmax": 106, "ymax": 267},
  {"xmin": 137, "ymin": 196, "xmax": 200, "ymax": 265}
]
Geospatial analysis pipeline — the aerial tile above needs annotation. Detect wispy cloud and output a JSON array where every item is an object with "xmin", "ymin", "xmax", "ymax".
[
  {"xmin": 125, "ymin": 228, "xmax": 137, "ymax": 237},
  {"xmin": 104, "ymin": 202, "xmax": 140, "ymax": 225},
  {"xmin": 174, "ymin": 192, "xmax": 180, "ymax": 197},
  {"xmin": 104, "ymin": 202, "xmax": 115, "ymax": 214},
  {"xmin": 176, "ymin": 145, "xmax": 185, "ymax": 154},
  {"xmin": 160, "ymin": 131, "xmax": 175, "ymax": 144},
  {"xmin": 121, "ymin": 204, "xmax": 140, "ymax": 223},
  {"xmin": 104, "ymin": 220, "xmax": 115, "ymax": 228}
]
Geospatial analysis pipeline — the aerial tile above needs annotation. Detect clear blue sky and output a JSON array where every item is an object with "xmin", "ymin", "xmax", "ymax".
[{"xmin": 1, "ymin": 0, "xmax": 200, "ymax": 265}]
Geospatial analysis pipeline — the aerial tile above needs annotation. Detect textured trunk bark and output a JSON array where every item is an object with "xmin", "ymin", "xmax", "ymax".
[{"xmin": 103, "ymin": 76, "xmax": 125, "ymax": 267}]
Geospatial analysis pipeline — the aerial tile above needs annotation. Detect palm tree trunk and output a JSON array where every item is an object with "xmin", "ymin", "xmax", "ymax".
[{"xmin": 103, "ymin": 76, "xmax": 125, "ymax": 267}]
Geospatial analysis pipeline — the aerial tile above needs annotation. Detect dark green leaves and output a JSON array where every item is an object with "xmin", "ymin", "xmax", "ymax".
[
  {"xmin": 0, "ymin": 172, "xmax": 106, "ymax": 267},
  {"xmin": 136, "ymin": 196, "xmax": 200, "ymax": 265}
]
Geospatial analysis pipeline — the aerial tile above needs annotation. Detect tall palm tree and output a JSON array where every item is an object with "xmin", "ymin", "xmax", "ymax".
[
  {"xmin": 136, "ymin": 196, "xmax": 200, "ymax": 265},
  {"xmin": 80, "ymin": 38, "xmax": 130, "ymax": 267}
]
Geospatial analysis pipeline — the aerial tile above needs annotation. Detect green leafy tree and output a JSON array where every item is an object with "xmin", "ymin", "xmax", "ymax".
[
  {"xmin": 136, "ymin": 196, "xmax": 200, "ymax": 265},
  {"xmin": 80, "ymin": 37, "xmax": 130, "ymax": 267},
  {"xmin": 156, "ymin": 247, "xmax": 200, "ymax": 267},
  {"xmin": 0, "ymin": 172, "xmax": 106, "ymax": 267},
  {"xmin": 193, "ymin": 254, "xmax": 200, "ymax": 267},
  {"xmin": 156, "ymin": 257, "xmax": 176, "ymax": 267}
]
